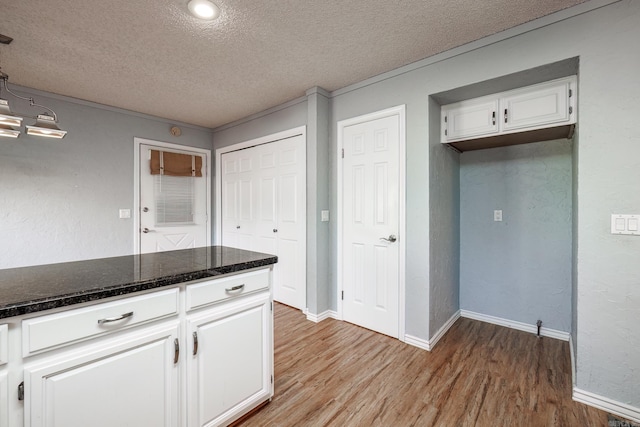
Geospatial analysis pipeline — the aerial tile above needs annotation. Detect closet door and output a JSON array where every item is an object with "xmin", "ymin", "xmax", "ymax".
[
  {"xmin": 221, "ymin": 149, "xmax": 256, "ymax": 251},
  {"xmin": 220, "ymin": 134, "xmax": 306, "ymax": 310}
]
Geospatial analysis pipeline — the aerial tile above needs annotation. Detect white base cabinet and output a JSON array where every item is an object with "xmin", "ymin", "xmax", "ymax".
[
  {"xmin": 2, "ymin": 267, "xmax": 273, "ymax": 427},
  {"xmin": 24, "ymin": 324, "xmax": 180, "ymax": 427},
  {"xmin": 187, "ymin": 292, "xmax": 272, "ymax": 427}
]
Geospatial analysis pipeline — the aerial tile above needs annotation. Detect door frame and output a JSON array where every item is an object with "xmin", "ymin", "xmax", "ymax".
[
  {"xmin": 336, "ymin": 105, "xmax": 406, "ymax": 341},
  {"xmin": 133, "ymin": 137, "xmax": 212, "ymax": 254}
]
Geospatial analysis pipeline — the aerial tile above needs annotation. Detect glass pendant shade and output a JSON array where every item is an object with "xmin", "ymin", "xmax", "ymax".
[
  {"xmin": 26, "ymin": 114, "xmax": 67, "ymax": 139},
  {"xmin": 0, "ymin": 123, "xmax": 20, "ymax": 138},
  {"xmin": 0, "ymin": 98, "xmax": 23, "ymax": 127}
]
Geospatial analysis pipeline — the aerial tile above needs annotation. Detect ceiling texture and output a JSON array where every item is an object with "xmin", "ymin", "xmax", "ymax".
[{"xmin": 0, "ymin": 0, "xmax": 585, "ymax": 129}]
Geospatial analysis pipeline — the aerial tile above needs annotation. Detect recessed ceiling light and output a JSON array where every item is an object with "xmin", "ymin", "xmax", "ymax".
[{"xmin": 187, "ymin": 0, "xmax": 220, "ymax": 20}]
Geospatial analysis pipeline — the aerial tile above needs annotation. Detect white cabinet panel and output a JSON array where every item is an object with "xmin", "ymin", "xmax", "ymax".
[
  {"xmin": 187, "ymin": 292, "xmax": 272, "ymax": 427},
  {"xmin": 0, "ymin": 324, "xmax": 7, "ymax": 365},
  {"xmin": 442, "ymin": 98, "xmax": 499, "ymax": 141},
  {"xmin": 502, "ymin": 79, "xmax": 571, "ymax": 132},
  {"xmin": 24, "ymin": 324, "xmax": 180, "ymax": 427}
]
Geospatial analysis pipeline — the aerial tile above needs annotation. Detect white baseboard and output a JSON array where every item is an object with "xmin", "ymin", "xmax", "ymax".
[
  {"xmin": 569, "ymin": 334, "xmax": 576, "ymax": 387},
  {"xmin": 405, "ymin": 310, "xmax": 461, "ymax": 351},
  {"xmin": 306, "ymin": 309, "xmax": 339, "ymax": 323},
  {"xmin": 404, "ymin": 334, "xmax": 431, "ymax": 351},
  {"xmin": 460, "ymin": 310, "xmax": 570, "ymax": 341},
  {"xmin": 573, "ymin": 387, "xmax": 640, "ymax": 424}
]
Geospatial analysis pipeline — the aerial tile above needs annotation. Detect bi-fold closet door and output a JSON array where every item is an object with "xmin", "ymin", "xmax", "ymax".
[{"xmin": 221, "ymin": 135, "xmax": 306, "ymax": 310}]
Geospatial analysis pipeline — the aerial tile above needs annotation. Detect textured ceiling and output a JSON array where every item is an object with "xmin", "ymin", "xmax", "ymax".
[{"xmin": 0, "ymin": 0, "xmax": 585, "ymax": 129}]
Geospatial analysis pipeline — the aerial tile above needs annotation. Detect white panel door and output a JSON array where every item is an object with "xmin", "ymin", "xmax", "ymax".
[
  {"xmin": 24, "ymin": 325, "xmax": 180, "ymax": 427},
  {"xmin": 140, "ymin": 143, "xmax": 209, "ymax": 253},
  {"xmin": 342, "ymin": 115, "xmax": 400, "ymax": 338},
  {"xmin": 220, "ymin": 134, "xmax": 306, "ymax": 310},
  {"xmin": 221, "ymin": 149, "xmax": 255, "ymax": 251},
  {"xmin": 273, "ymin": 135, "xmax": 306, "ymax": 309}
]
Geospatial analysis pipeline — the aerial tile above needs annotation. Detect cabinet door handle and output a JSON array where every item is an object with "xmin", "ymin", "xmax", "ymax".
[
  {"xmin": 504, "ymin": 108, "xmax": 508, "ymax": 123},
  {"xmin": 97, "ymin": 311, "xmax": 134, "ymax": 325},
  {"xmin": 174, "ymin": 338, "xmax": 180, "ymax": 364},
  {"xmin": 492, "ymin": 111, "xmax": 496, "ymax": 125},
  {"xmin": 225, "ymin": 284, "xmax": 245, "ymax": 293},
  {"xmin": 193, "ymin": 332, "xmax": 199, "ymax": 356}
]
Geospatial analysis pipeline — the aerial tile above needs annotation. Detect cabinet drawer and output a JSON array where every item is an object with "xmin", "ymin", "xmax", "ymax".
[
  {"xmin": 22, "ymin": 288, "xmax": 179, "ymax": 356},
  {"xmin": 186, "ymin": 269, "xmax": 270, "ymax": 311},
  {"xmin": 0, "ymin": 324, "xmax": 7, "ymax": 365}
]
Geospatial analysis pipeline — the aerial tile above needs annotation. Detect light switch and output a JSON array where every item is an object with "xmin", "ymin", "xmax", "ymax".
[
  {"xmin": 321, "ymin": 210, "xmax": 330, "ymax": 222},
  {"xmin": 611, "ymin": 214, "xmax": 640, "ymax": 235},
  {"xmin": 119, "ymin": 209, "xmax": 131, "ymax": 219},
  {"xmin": 494, "ymin": 210, "xmax": 503, "ymax": 222}
]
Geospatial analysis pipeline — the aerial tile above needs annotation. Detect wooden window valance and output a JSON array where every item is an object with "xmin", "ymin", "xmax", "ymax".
[{"xmin": 150, "ymin": 150, "xmax": 203, "ymax": 177}]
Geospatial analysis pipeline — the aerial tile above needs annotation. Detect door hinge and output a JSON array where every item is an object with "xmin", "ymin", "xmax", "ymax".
[
  {"xmin": 444, "ymin": 129, "xmax": 447, "ymax": 136},
  {"xmin": 18, "ymin": 381, "xmax": 24, "ymax": 401},
  {"xmin": 271, "ymin": 375, "xmax": 274, "ymax": 384},
  {"xmin": 569, "ymin": 89, "xmax": 573, "ymax": 98},
  {"xmin": 341, "ymin": 290, "xmax": 344, "ymax": 300},
  {"xmin": 444, "ymin": 115, "xmax": 447, "ymax": 123},
  {"xmin": 271, "ymin": 301, "xmax": 273, "ymax": 312},
  {"xmin": 341, "ymin": 148, "xmax": 344, "ymax": 159},
  {"xmin": 569, "ymin": 106, "xmax": 573, "ymax": 114}
]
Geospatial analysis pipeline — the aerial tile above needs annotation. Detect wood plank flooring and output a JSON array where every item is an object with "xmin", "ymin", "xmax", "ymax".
[{"xmin": 237, "ymin": 303, "xmax": 609, "ymax": 426}]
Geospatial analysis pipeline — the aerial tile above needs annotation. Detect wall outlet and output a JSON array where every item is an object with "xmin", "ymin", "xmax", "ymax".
[
  {"xmin": 321, "ymin": 210, "xmax": 330, "ymax": 222},
  {"xmin": 119, "ymin": 209, "xmax": 131, "ymax": 219},
  {"xmin": 494, "ymin": 210, "xmax": 503, "ymax": 222}
]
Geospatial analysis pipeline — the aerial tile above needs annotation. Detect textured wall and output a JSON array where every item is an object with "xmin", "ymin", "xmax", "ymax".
[
  {"xmin": 428, "ymin": 97, "xmax": 460, "ymax": 337},
  {"xmin": 460, "ymin": 140, "xmax": 573, "ymax": 332},
  {"xmin": 0, "ymin": 90, "xmax": 212, "ymax": 269}
]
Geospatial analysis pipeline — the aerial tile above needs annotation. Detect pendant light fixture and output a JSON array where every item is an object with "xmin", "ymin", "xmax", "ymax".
[{"xmin": 0, "ymin": 69, "xmax": 67, "ymax": 139}]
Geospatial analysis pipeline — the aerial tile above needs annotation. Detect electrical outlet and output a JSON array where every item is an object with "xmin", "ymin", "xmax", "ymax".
[
  {"xmin": 494, "ymin": 210, "xmax": 503, "ymax": 222},
  {"xmin": 119, "ymin": 209, "xmax": 131, "ymax": 219}
]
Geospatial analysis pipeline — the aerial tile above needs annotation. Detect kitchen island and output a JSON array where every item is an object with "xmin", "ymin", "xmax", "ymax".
[{"xmin": 0, "ymin": 246, "xmax": 277, "ymax": 427}]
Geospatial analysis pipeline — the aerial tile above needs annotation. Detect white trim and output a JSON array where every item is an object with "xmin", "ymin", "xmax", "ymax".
[
  {"xmin": 573, "ymin": 387, "xmax": 640, "ymax": 424},
  {"xmin": 212, "ymin": 97, "xmax": 307, "ymax": 133},
  {"xmin": 460, "ymin": 310, "xmax": 570, "ymax": 341},
  {"xmin": 306, "ymin": 310, "xmax": 339, "ymax": 323},
  {"xmin": 428, "ymin": 310, "xmax": 461, "ymax": 350},
  {"xmin": 569, "ymin": 334, "xmax": 576, "ymax": 387},
  {"xmin": 330, "ymin": 0, "xmax": 620, "ymax": 98},
  {"xmin": 133, "ymin": 137, "xmax": 212, "ymax": 254},
  {"xmin": 336, "ymin": 105, "xmax": 407, "ymax": 341},
  {"xmin": 404, "ymin": 335, "xmax": 431, "ymax": 351},
  {"xmin": 404, "ymin": 310, "xmax": 460, "ymax": 352},
  {"xmin": 214, "ymin": 126, "xmax": 307, "ymax": 245}
]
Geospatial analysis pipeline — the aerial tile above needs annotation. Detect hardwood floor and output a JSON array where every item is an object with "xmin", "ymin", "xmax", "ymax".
[{"xmin": 237, "ymin": 303, "xmax": 609, "ymax": 426}]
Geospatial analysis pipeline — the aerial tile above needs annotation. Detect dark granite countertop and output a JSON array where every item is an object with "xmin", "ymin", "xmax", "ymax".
[{"xmin": 0, "ymin": 246, "xmax": 277, "ymax": 319}]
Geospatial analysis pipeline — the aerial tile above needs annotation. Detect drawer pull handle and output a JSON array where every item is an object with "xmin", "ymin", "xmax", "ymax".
[
  {"xmin": 225, "ymin": 284, "xmax": 245, "ymax": 293},
  {"xmin": 97, "ymin": 311, "xmax": 134, "ymax": 325},
  {"xmin": 193, "ymin": 332, "xmax": 199, "ymax": 356}
]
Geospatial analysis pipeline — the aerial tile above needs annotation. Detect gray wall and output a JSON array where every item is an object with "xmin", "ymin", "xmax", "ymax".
[
  {"xmin": 213, "ymin": 0, "xmax": 640, "ymax": 408},
  {"xmin": 428, "ymin": 97, "xmax": 460, "ymax": 337},
  {"xmin": 460, "ymin": 140, "xmax": 573, "ymax": 332},
  {"xmin": 0, "ymin": 89, "xmax": 212, "ymax": 269}
]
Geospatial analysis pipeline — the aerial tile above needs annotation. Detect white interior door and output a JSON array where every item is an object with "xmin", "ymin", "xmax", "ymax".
[
  {"xmin": 341, "ymin": 113, "xmax": 401, "ymax": 338},
  {"xmin": 220, "ymin": 133, "xmax": 306, "ymax": 310},
  {"xmin": 139, "ymin": 143, "xmax": 209, "ymax": 254}
]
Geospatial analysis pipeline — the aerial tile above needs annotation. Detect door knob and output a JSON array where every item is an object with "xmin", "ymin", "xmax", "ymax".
[
  {"xmin": 236, "ymin": 225, "xmax": 241, "ymax": 229},
  {"xmin": 142, "ymin": 227, "xmax": 154, "ymax": 234},
  {"xmin": 380, "ymin": 234, "xmax": 397, "ymax": 243},
  {"xmin": 273, "ymin": 229, "xmax": 278, "ymax": 233},
  {"xmin": 142, "ymin": 207, "xmax": 149, "ymax": 212}
]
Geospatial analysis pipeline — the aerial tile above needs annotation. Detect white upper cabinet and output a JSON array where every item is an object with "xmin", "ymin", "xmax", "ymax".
[{"xmin": 441, "ymin": 76, "xmax": 577, "ymax": 151}]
